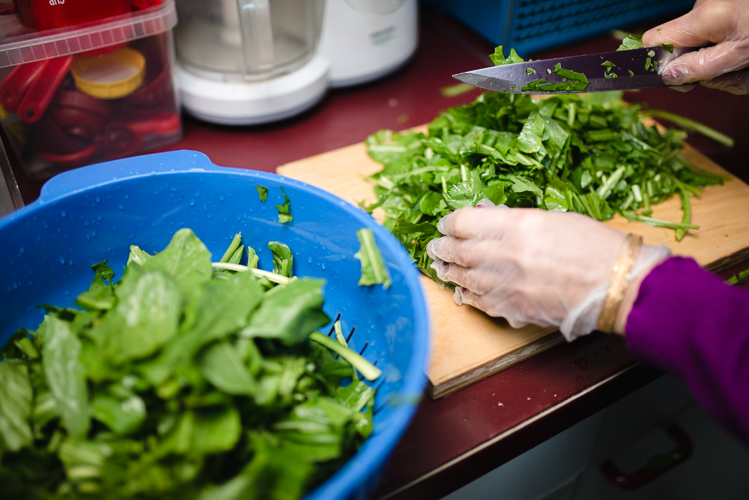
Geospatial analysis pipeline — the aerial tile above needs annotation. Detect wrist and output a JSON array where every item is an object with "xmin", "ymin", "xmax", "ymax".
[{"xmin": 613, "ymin": 252, "xmax": 670, "ymax": 335}]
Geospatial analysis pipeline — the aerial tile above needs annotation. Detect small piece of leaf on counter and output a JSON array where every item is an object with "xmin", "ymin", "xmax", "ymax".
[
  {"xmin": 275, "ymin": 187, "xmax": 293, "ymax": 223},
  {"xmin": 355, "ymin": 228, "xmax": 392, "ymax": 289}
]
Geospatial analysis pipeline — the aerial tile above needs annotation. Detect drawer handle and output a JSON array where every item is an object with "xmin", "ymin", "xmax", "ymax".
[{"xmin": 601, "ymin": 423, "xmax": 693, "ymax": 490}]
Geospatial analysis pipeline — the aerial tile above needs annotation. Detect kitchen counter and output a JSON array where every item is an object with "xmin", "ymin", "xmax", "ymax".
[{"xmin": 7, "ymin": 5, "xmax": 749, "ymax": 500}]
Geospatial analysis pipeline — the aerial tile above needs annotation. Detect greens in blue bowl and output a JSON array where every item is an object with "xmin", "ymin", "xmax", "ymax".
[{"xmin": 0, "ymin": 151, "xmax": 430, "ymax": 500}]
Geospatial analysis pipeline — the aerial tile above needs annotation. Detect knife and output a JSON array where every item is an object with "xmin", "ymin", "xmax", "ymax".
[{"xmin": 453, "ymin": 47, "xmax": 696, "ymax": 94}]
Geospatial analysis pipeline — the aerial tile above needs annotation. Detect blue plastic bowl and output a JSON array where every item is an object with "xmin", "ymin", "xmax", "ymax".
[{"xmin": 0, "ymin": 150, "xmax": 430, "ymax": 500}]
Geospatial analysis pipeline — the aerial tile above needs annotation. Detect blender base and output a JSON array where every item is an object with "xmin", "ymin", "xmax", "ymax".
[{"xmin": 177, "ymin": 54, "xmax": 330, "ymax": 126}]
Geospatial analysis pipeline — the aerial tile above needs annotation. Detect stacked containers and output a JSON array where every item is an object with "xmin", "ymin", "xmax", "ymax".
[{"xmin": 0, "ymin": 0, "xmax": 180, "ymax": 181}]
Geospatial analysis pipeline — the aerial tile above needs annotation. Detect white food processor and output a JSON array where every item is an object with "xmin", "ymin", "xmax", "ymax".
[
  {"xmin": 173, "ymin": 0, "xmax": 329, "ymax": 125},
  {"xmin": 173, "ymin": 0, "xmax": 418, "ymax": 125}
]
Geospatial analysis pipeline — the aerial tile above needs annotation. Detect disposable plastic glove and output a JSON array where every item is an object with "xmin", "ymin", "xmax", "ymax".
[
  {"xmin": 642, "ymin": 0, "xmax": 749, "ymax": 95},
  {"xmin": 425, "ymin": 203, "xmax": 671, "ymax": 341}
]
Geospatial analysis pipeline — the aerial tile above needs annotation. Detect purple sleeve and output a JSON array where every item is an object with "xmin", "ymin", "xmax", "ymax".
[{"xmin": 626, "ymin": 256, "xmax": 749, "ymax": 445}]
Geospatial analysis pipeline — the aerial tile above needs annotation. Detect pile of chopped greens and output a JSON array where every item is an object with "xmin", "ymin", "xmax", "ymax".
[
  {"xmin": 0, "ymin": 229, "xmax": 383, "ymax": 500},
  {"xmin": 363, "ymin": 81, "xmax": 729, "ymax": 288}
]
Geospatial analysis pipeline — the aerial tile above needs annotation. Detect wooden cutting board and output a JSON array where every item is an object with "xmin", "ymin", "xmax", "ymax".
[{"xmin": 277, "ymin": 129, "xmax": 749, "ymax": 399}]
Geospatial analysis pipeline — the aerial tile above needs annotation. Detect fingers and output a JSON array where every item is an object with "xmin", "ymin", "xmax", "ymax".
[
  {"xmin": 662, "ymin": 43, "xmax": 749, "ymax": 85},
  {"xmin": 426, "ymin": 236, "xmax": 488, "ymax": 268},
  {"xmin": 642, "ymin": 0, "xmax": 738, "ymax": 48},
  {"xmin": 642, "ymin": 0, "xmax": 749, "ymax": 85},
  {"xmin": 436, "ymin": 204, "xmax": 509, "ymax": 238},
  {"xmin": 428, "ymin": 258, "xmax": 486, "ymax": 293},
  {"xmin": 453, "ymin": 287, "xmax": 531, "ymax": 329}
]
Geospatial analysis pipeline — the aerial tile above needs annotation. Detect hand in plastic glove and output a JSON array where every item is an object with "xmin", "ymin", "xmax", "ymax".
[
  {"xmin": 642, "ymin": 0, "xmax": 749, "ymax": 95},
  {"xmin": 425, "ymin": 204, "xmax": 671, "ymax": 341}
]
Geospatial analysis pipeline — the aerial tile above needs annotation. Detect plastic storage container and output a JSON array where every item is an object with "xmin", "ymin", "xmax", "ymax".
[
  {"xmin": 0, "ymin": 150, "xmax": 431, "ymax": 500},
  {"xmin": 427, "ymin": 0, "xmax": 694, "ymax": 56},
  {"xmin": 0, "ymin": 0, "xmax": 180, "ymax": 181}
]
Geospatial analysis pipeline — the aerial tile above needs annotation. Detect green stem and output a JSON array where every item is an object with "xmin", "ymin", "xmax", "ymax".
[
  {"xmin": 677, "ymin": 157, "xmax": 732, "ymax": 181},
  {"xmin": 623, "ymin": 211, "xmax": 700, "ymax": 230},
  {"xmin": 219, "ymin": 234, "xmax": 242, "ymax": 263},
  {"xmin": 648, "ymin": 109, "xmax": 734, "ymax": 148},
  {"xmin": 211, "ymin": 263, "xmax": 292, "ymax": 285},
  {"xmin": 675, "ymin": 189, "xmax": 692, "ymax": 241},
  {"xmin": 310, "ymin": 332, "xmax": 382, "ymax": 381}
]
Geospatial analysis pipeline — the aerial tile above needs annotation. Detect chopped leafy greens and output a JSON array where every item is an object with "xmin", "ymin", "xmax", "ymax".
[
  {"xmin": 363, "ymin": 89, "xmax": 726, "ymax": 288},
  {"xmin": 617, "ymin": 34, "xmax": 644, "ymax": 51},
  {"xmin": 726, "ymin": 266, "xmax": 749, "ymax": 285},
  {"xmin": 275, "ymin": 187, "xmax": 293, "ymax": 224},
  {"xmin": 256, "ymin": 185, "xmax": 268, "ymax": 202},
  {"xmin": 489, "ymin": 46, "xmax": 524, "ymax": 66},
  {"xmin": 0, "ymin": 229, "xmax": 380, "ymax": 499},
  {"xmin": 489, "ymin": 47, "xmax": 589, "ymax": 93}
]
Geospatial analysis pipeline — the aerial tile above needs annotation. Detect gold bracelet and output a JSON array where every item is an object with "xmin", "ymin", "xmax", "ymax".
[{"xmin": 597, "ymin": 233, "xmax": 643, "ymax": 333}]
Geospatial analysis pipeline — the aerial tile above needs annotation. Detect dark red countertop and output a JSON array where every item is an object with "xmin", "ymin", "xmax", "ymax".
[{"xmin": 7, "ymin": 5, "xmax": 749, "ymax": 500}]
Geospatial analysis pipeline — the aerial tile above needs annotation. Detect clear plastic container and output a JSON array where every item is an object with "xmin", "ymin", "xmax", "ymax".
[
  {"xmin": 0, "ymin": 0, "xmax": 180, "ymax": 181},
  {"xmin": 174, "ymin": 0, "xmax": 324, "ymax": 82}
]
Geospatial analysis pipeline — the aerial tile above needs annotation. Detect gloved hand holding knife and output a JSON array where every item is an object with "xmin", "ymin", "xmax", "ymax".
[{"xmin": 643, "ymin": 0, "xmax": 749, "ymax": 94}]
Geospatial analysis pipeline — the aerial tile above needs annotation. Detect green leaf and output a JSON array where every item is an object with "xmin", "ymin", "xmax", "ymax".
[
  {"xmin": 501, "ymin": 174, "xmax": 544, "ymax": 197},
  {"xmin": 91, "ymin": 267, "xmax": 182, "ymax": 365},
  {"xmin": 241, "ymin": 279, "xmax": 330, "ymax": 345},
  {"xmin": 256, "ymin": 185, "xmax": 268, "ymax": 202},
  {"xmin": 40, "ymin": 316, "xmax": 90, "ymax": 440},
  {"xmin": 198, "ymin": 435, "xmax": 314, "ymax": 500},
  {"xmin": 269, "ymin": 241, "xmax": 294, "ymax": 278},
  {"xmin": 75, "ymin": 261, "xmax": 115, "ymax": 311},
  {"xmin": 275, "ymin": 187, "xmax": 293, "ymax": 224},
  {"xmin": 141, "ymin": 271, "xmax": 264, "ymax": 385},
  {"xmin": 92, "ymin": 394, "xmax": 146, "ymax": 435},
  {"xmin": 516, "ymin": 112, "xmax": 546, "ymax": 154},
  {"xmin": 617, "ymin": 34, "xmax": 644, "ymax": 51},
  {"xmin": 0, "ymin": 363, "xmax": 33, "ymax": 451},
  {"xmin": 127, "ymin": 245, "xmax": 152, "ymax": 266},
  {"xmin": 191, "ymin": 405, "xmax": 242, "ymax": 454},
  {"xmin": 489, "ymin": 46, "xmax": 524, "ymax": 66},
  {"xmin": 354, "ymin": 228, "xmax": 392, "ymax": 288},
  {"xmin": 199, "ymin": 341, "xmax": 256, "ymax": 396},
  {"xmin": 141, "ymin": 228, "xmax": 213, "ymax": 298}
]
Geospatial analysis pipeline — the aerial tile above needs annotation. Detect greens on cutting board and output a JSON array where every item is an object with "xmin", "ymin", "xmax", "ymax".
[
  {"xmin": 0, "ymin": 229, "xmax": 383, "ymax": 500},
  {"xmin": 363, "ymin": 46, "xmax": 730, "ymax": 288}
]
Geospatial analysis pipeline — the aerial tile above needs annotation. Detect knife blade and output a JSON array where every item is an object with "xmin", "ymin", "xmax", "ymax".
[{"xmin": 453, "ymin": 47, "xmax": 694, "ymax": 94}]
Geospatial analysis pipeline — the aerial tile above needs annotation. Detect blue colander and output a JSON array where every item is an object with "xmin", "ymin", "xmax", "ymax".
[{"xmin": 0, "ymin": 150, "xmax": 430, "ymax": 500}]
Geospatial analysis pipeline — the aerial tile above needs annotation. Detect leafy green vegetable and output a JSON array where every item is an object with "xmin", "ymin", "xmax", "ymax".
[
  {"xmin": 726, "ymin": 266, "xmax": 749, "ymax": 285},
  {"xmin": 662, "ymin": 43, "xmax": 674, "ymax": 53},
  {"xmin": 0, "ymin": 363, "xmax": 33, "ymax": 452},
  {"xmin": 617, "ymin": 34, "xmax": 644, "ymax": 51},
  {"xmin": 256, "ymin": 185, "xmax": 268, "ymax": 202},
  {"xmin": 354, "ymin": 228, "xmax": 392, "ymax": 289},
  {"xmin": 276, "ymin": 187, "xmax": 293, "ymax": 224},
  {"xmin": 490, "ymin": 45, "xmax": 524, "ymax": 66},
  {"xmin": 0, "ymin": 230, "xmax": 380, "ymax": 499},
  {"xmin": 364, "ymin": 88, "xmax": 726, "ymax": 288},
  {"xmin": 269, "ymin": 241, "xmax": 294, "ymax": 278}
]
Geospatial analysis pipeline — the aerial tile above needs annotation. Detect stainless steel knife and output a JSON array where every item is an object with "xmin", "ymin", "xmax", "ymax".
[{"xmin": 453, "ymin": 47, "xmax": 696, "ymax": 94}]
